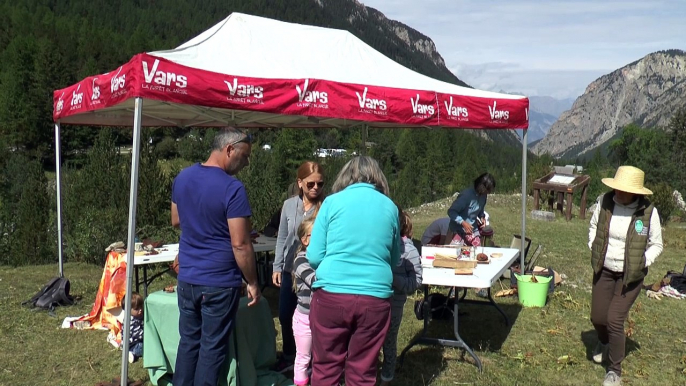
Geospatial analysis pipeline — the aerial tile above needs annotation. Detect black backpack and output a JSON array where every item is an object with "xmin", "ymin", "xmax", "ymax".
[
  {"xmin": 664, "ymin": 267, "xmax": 686, "ymax": 295},
  {"xmin": 23, "ymin": 277, "xmax": 74, "ymax": 314},
  {"xmin": 414, "ymin": 293, "xmax": 454, "ymax": 321}
]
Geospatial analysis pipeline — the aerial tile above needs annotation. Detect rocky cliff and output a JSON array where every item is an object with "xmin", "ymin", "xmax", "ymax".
[
  {"xmin": 534, "ymin": 50, "xmax": 686, "ymax": 158},
  {"xmin": 317, "ymin": 0, "xmax": 467, "ymax": 85}
]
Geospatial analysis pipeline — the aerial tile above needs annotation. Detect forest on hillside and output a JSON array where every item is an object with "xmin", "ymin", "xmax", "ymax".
[{"xmin": 0, "ymin": 0, "xmax": 550, "ymax": 266}]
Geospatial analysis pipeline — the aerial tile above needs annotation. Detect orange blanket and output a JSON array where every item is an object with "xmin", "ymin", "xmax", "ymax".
[{"xmin": 73, "ymin": 250, "xmax": 128, "ymax": 346}]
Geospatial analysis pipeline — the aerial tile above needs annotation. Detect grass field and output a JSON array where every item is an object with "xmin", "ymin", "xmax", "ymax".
[{"xmin": 1, "ymin": 194, "xmax": 686, "ymax": 385}]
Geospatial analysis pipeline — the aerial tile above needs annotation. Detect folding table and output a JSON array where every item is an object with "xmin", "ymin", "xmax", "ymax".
[
  {"xmin": 130, "ymin": 236, "xmax": 277, "ymax": 296},
  {"xmin": 398, "ymin": 246, "xmax": 520, "ymax": 372}
]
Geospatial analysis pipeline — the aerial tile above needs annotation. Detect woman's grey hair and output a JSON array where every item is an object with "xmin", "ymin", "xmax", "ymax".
[
  {"xmin": 211, "ymin": 126, "xmax": 246, "ymax": 151},
  {"xmin": 331, "ymin": 156, "xmax": 390, "ymax": 195}
]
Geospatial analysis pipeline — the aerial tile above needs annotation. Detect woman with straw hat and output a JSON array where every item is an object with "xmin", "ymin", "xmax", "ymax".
[{"xmin": 588, "ymin": 165, "xmax": 663, "ymax": 386}]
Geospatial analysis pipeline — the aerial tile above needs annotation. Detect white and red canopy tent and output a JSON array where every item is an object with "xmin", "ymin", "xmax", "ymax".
[{"xmin": 52, "ymin": 12, "xmax": 529, "ymax": 384}]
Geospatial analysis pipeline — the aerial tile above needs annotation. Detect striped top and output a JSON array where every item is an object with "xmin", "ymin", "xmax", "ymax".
[
  {"xmin": 129, "ymin": 316, "xmax": 144, "ymax": 345},
  {"xmin": 292, "ymin": 251, "xmax": 316, "ymax": 314}
]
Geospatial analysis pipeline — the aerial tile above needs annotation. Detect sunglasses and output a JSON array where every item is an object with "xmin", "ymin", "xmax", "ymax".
[
  {"xmin": 228, "ymin": 133, "xmax": 253, "ymax": 147},
  {"xmin": 306, "ymin": 181, "xmax": 324, "ymax": 189}
]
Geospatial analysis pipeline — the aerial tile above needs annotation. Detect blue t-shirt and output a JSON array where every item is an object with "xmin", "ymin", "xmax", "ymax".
[{"xmin": 172, "ymin": 163, "xmax": 252, "ymax": 288}]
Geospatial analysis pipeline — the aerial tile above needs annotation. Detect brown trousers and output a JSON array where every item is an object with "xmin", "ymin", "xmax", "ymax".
[{"xmin": 590, "ymin": 268, "xmax": 643, "ymax": 375}]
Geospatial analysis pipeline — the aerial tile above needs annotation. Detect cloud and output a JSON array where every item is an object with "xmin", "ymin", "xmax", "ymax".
[
  {"xmin": 450, "ymin": 62, "xmax": 608, "ymax": 99},
  {"xmin": 361, "ymin": 0, "xmax": 686, "ymax": 98}
]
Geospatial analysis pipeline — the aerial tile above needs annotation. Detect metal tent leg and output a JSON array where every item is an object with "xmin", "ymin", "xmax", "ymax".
[
  {"xmin": 521, "ymin": 128, "xmax": 528, "ymax": 274},
  {"xmin": 54, "ymin": 122, "xmax": 64, "ymax": 278},
  {"xmin": 121, "ymin": 97, "xmax": 143, "ymax": 386},
  {"xmin": 361, "ymin": 124, "xmax": 368, "ymax": 156}
]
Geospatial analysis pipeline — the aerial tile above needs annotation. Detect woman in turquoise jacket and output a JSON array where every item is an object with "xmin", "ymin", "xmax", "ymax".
[{"xmin": 307, "ymin": 156, "xmax": 401, "ymax": 386}]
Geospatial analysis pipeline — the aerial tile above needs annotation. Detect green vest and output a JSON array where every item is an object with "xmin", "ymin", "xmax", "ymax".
[{"xmin": 590, "ymin": 192, "xmax": 653, "ymax": 285}]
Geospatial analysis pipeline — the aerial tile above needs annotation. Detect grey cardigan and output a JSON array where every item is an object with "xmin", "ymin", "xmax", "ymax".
[{"xmin": 273, "ymin": 195, "xmax": 316, "ymax": 274}]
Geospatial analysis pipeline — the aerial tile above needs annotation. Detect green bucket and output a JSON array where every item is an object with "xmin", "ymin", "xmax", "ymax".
[{"xmin": 515, "ymin": 274, "xmax": 553, "ymax": 307}]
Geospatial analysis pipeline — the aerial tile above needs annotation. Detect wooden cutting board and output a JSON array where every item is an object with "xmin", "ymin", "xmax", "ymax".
[
  {"xmin": 434, "ymin": 252, "xmax": 458, "ymax": 260},
  {"xmin": 434, "ymin": 259, "xmax": 478, "ymax": 269},
  {"xmin": 454, "ymin": 268, "xmax": 474, "ymax": 275}
]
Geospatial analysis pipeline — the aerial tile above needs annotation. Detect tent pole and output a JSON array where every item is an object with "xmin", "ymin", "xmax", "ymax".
[
  {"xmin": 520, "ymin": 128, "xmax": 528, "ymax": 272},
  {"xmin": 54, "ymin": 121, "xmax": 64, "ymax": 278},
  {"xmin": 361, "ymin": 124, "xmax": 368, "ymax": 156},
  {"xmin": 121, "ymin": 97, "xmax": 143, "ymax": 386}
]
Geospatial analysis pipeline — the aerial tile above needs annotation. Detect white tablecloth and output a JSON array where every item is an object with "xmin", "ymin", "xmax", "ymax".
[
  {"xmin": 131, "ymin": 236, "xmax": 278, "ymax": 266},
  {"xmin": 420, "ymin": 246, "xmax": 520, "ymax": 288}
]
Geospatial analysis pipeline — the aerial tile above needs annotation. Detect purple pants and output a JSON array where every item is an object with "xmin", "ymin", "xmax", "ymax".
[{"xmin": 309, "ymin": 289, "xmax": 391, "ymax": 386}]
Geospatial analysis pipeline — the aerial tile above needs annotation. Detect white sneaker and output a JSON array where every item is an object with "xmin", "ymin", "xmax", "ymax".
[
  {"xmin": 128, "ymin": 351, "xmax": 135, "ymax": 364},
  {"xmin": 592, "ymin": 342, "xmax": 607, "ymax": 364},
  {"xmin": 602, "ymin": 371, "xmax": 621, "ymax": 386}
]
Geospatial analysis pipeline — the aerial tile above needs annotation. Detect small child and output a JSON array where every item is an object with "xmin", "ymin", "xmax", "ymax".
[
  {"xmin": 381, "ymin": 209, "xmax": 423, "ymax": 385},
  {"xmin": 121, "ymin": 292, "xmax": 144, "ymax": 363},
  {"xmin": 291, "ymin": 219, "xmax": 316, "ymax": 386}
]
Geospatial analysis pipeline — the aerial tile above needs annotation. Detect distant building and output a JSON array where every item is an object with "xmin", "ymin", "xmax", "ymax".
[
  {"xmin": 314, "ymin": 148, "xmax": 348, "ymax": 158},
  {"xmin": 564, "ymin": 165, "xmax": 584, "ymax": 173}
]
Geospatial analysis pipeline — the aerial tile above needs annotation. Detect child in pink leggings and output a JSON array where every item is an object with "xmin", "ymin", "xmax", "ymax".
[{"xmin": 291, "ymin": 219, "xmax": 316, "ymax": 385}]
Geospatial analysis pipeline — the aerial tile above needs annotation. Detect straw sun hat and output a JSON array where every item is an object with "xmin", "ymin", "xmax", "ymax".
[{"xmin": 601, "ymin": 165, "xmax": 653, "ymax": 195}]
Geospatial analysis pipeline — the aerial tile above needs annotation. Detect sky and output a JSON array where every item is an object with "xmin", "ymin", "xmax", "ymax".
[{"xmin": 360, "ymin": 0, "xmax": 686, "ymax": 99}]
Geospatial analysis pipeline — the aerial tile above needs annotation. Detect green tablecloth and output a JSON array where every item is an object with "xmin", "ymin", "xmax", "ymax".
[{"xmin": 144, "ymin": 289, "xmax": 293, "ymax": 386}]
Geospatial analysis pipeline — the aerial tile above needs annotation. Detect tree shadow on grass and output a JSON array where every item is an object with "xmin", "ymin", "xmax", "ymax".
[
  {"xmin": 262, "ymin": 285, "xmax": 281, "ymax": 320},
  {"xmin": 580, "ymin": 330, "xmax": 641, "ymax": 362},
  {"xmin": 454, "ymin": 301, "xmax": 522, "ymax": 352},
  {"xmin": 392, "ymin": 292, "xmax": 521, "ymax": 384},
  {"xmin": 394, "ymin": 345, "xmax": 448, "ymax": 385}
]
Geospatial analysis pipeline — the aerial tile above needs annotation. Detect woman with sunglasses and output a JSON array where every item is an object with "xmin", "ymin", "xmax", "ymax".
[{"xmin": 272, "ymin": 161, "xmax": 325, "ymax": 372}]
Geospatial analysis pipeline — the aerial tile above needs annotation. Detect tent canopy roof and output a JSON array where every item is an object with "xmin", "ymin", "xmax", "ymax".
[
  {"xmin": 154, "ymin": 13, "xmax": 517, "ymax": 99},
  {"xmin": 53, "ymin": 12, "xmax": 528, "ymax": 129}
]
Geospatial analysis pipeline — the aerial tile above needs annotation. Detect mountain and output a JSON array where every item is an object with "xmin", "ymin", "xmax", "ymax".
[
  {"xmin": 534, "ymin": 50, "xmax": 686, "ymax": 159},
  {"xmin": 523, "ymin": 110, "xmax": 559, "ymax": 144},
  {"xmin": 529, "ymin": 96, "xmax": 575, "ymax": 117},
  {"xmin": 506, "ymin": 94, "xmax": 573, "ymax": 144},
  {"xmin": 316, "ymin": 0, "xmax": 468, "ymax": 86}
]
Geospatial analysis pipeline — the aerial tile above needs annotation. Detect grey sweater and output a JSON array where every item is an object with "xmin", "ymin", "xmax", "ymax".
[
  {"xmin": 273, "ymin": 195, "xmax": 316, "ymax": 274},
  {"xmin": 292, "ymin": 251, "xmax": 316, "ymax": 314},
  {"xmin": 391, "ymin": 237, "xmax": 423, "ymax": 307}
]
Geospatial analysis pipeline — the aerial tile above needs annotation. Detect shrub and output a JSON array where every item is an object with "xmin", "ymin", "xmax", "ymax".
[
  {"xmin": 63, "ymin": 129, "xmax": 129, "ymax": 263},
  {"xmin": 177, "ymin": 129, "xmax": 215, "ymax": 162},
  {"xmin": 62, "ymin": 128, "xmax": 176, "ymax": 264},
  {"xmin": 0, "ymin": 151, "xmax": 54, "ymax": 266},
  {"xmin": 154, "ymin": 136, "xmax": 178, "ymax": 159},
  {"xmin": 647, "ymin": 182, "xmax": 675, "ymax": 225}
]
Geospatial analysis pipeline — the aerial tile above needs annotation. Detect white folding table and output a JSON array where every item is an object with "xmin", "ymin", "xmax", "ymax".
[
  {"xmin": 130, "ymin": 236, "xmax": 277, "ymax": 296},
  {"xmin": 398, "ymin": 247, "xmax": 520, "ymax": 372}
]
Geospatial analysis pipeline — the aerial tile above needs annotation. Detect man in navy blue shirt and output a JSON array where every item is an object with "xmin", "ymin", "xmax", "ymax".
[{"xmin": 171, "ymin": 127, "xmax": 260, "ymax": 386}]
